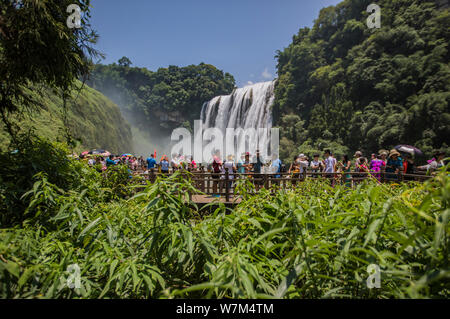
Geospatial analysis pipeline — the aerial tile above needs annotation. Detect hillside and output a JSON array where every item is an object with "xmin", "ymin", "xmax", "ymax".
[
  {"xmin": 87, "ymin": 62, "xmax": 235, "ymax": 135},
  {"xmin": 0, "ymin": 82, "xmax": 133, "ymax": 154},
  {"xmin": 274, "ymin": 0, "xmax": 450, "ymax": 161}
]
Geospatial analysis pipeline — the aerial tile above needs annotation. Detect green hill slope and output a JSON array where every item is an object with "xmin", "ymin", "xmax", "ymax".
[{"xmin": 0, "ymin": 82, "xmax": 133, "ymax": 154}]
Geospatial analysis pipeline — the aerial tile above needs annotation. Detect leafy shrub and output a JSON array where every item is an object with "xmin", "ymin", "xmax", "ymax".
[
  {"xmin": 0, "ymin": 133, "xmax": 87, "ymax": 226},
  {"xmin": 0, "ymin": 166, "xmax": 448, "ymax": 298}
]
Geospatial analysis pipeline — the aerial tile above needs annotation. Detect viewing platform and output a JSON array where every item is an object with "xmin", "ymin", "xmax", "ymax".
[{"xmin": 133, "ymin": 167, "xmax": 434, "ymax": 206}]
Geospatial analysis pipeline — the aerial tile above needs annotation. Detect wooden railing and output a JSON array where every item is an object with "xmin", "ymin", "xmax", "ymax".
[{"xmin": 135, "ymin": 167, "xmax": 433, "ymax": 202}]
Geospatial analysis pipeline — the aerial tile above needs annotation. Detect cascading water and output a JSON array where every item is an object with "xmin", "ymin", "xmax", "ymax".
[
  {"xmin": 201, "ymin": 81, "xmax": 275, "ymax": 132},
  {"xmin": 199, "ymin": 80, "xmax": 276, "ymax": 162}
]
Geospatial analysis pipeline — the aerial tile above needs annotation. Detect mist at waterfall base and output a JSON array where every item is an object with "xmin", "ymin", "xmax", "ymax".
[
  {"xmin": 130, "ymin": 126, "xmax": 171, "ymax": 158},
  {"xmin": 171, "ymin": 81, "xmax": 277, "ymax": 163},
  {"xmin": 92, "ymin": 86, "xmax": 172, "ymax": 157}
]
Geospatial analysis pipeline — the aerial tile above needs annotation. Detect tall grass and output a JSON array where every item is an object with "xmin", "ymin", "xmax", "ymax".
[{"xmin": 0, "ymin": 165, "xmax": 448, "ymax": 298}]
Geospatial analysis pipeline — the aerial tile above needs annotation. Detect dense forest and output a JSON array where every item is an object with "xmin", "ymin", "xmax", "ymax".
[
  {"xmin": 274, "ymin": 0, "xmax": 450, "ymax": 162},
  {"xmin": 87, "ymin": 62, "xmax": 235, "ymax": 136}
]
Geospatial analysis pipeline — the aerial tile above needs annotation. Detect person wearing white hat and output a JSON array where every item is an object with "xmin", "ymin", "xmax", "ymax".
[
  {"xmin": 354, "ymin": 151, "xmax": 363, "ymax": 172},
  {"xmin": 297, "ymin": 154, "xmax": 309, "ymax": 175}
]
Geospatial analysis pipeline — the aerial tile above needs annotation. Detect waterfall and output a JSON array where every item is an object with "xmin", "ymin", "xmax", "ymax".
[
  {"xmin": 201, "ymin": 81, "xmax": 275, "ymax": 132},
  {"xmin": 199, "ymin": 81, "xmax": 275, "ymax": 161}
]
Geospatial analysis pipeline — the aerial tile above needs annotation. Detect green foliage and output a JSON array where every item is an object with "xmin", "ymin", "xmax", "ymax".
[
  {"xmin": 118, "ymin": 57, "xmax": 132, "ymax": 68},
  {"xmin": 0, "ymin": 133, "xmax": 101, "ymax": 226},
  {"xmin": 1, "ymin": 149, "xmax": 448, "ymax": 298},
  {"xmin": 0, "ymin": 0, "xmax": 100, "ymax": 118},
  {"xmin": 87, "ymin": 63, "xmax": 235, "ymax": 135},
  {"xmin": 274, "ymin": 0, "xmax": 450, "ymax": 159},
  {"xmin": 0, "ymin": 82, "xmax": 133, "ymax": 154},
  {"xmin": 100, "ymin": 165, "xmax": 135, "ymax": 201}
]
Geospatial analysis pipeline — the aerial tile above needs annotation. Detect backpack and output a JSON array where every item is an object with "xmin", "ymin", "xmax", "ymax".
[{"xmin": 212, "ymin": 160, "xmax": 221, "ymax": 173}]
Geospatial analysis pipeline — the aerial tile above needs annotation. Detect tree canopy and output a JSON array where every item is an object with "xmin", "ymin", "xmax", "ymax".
[
  {"xmin": 0, "ymin": 0, "xmax": 100, "ymax": 142},
  {"xmin": 87, "ymin": 62, "xmax": 235, "ymax": 134},
  {"xmin": 274, "ymin": 0, "xmax": 450, "ymax": 162}
]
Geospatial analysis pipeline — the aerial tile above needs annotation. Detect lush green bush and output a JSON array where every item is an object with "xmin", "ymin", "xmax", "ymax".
[
  {"xmin": 0, "ymin": 133, "xmax": 96, "ymax": 226},
  {"xmin": 0, "ymin": 134, "xmax": 138, "ymax": 227},
  {"xmin": 0, "ymin": 163, "xmax": 448, "ymax": 298}
]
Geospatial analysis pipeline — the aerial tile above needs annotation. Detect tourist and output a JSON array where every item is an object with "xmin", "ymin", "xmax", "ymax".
[
  {"xmin": 237, "ymin": 153, "xmax": 246, "ymax": 176},
  {"xmin": 211, "ymin": 151, "xmax": 223, "ymax": 197},
  {"xmin": 222, "ymin": 155, "xmax": 236, "ymax": 189},
  {"xmin": 87, "ymin": 156, "xmax": 96, "ymax": 166},
  {"xmin": 403, "ymin": 153, "xmax": 415, "ymax": 180},
  {"xmin": 171, "ymin": 153, "xmax": 179, "ymax": 171},
  {"xmin": 370, "ymin": 154, "xmax": 385, "ymax": 182},
  {"xmin": 297, "ymin": 154, "xmax": 309, "ymax": 178},
  {"xmin": 310, "ymin": 154, "xmax": 322, "ymax": 178},
  {"xmin": 271, "ymin": 154, "xmax": 282, "ymax": 179},
  {"xmin": 147, "ymin": 153, "xmax": 157, "ymax": 170},
  {"xmin": 386, "ymin": 149, "xmax": 403, "ymax": 181},
  {"xmin": 337, "ymin": 155, "xmax": 352, "ymax": 187},
  {"xmin": 253, "ymin": 150, "xmax": 263, "ymax": 174},
  {"xmin": 243, "ymin": 152, "xmax": 252, "ymax": 173},
  {"xmin": 160, "ymin": 155, "xmax": 170, "ymax": 175},
  {"xmin": 138, "ymin": 156, "xmax": 145, "ymax": 169},
  {"xmin": 98, "ymin": 156, "xmax": 106, "ymax": 171},
  {"xmin": 106, "ymin": 155, "xmax": 116, "ymax": 168},
  {"xmin": 130, "ymin": 156, "xmax": 138, "ymax": 171},
  {"xmin": 288, "ymin": 155, "xmax": 301, "ymax": 185},
  {"xmin": 354, "ymin": 151, "xmax": 363, "ymax": 172},
  {"xmin": 418, "ymin": 150, "xmax": 446, "ymax": 173},
  {"xmin": 357, "ymin": 157, "xmax": 369, "ymax": 173},
  {"xmin": 379, "ymin": 150, "xmax": 388, "ymax": 162},
  {"xmin": 188, "ymin": 156, "xmax": 197, "ymax": 170},
  {"xmin": 252, "ymin": 150, "xmax": 264, "ymax": 187},
  {"xmin": 323, "ymin": 150, "xmax": 337, "ymax": 186}
]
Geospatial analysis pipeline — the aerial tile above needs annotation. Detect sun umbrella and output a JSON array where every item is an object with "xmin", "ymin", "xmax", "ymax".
[
  {"xmin": 81, "ymin": 151, "xmax": 89, "ymax": 156},
  {"xmin": 394, "ymin": 145, "xmax": 423, "ymax": 157},
  {"xmin": 89, "ymin": 149, "xmax": 107, "ymax": 155},
  {"xmin": 121, "ymin": 153, "xmax": 133, "ymax": 157}
]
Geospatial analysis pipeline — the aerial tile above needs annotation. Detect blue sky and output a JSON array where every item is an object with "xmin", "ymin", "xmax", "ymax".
[{"xmin": 89, "ymin": 0, "xmax": 342, "ymax": 87}]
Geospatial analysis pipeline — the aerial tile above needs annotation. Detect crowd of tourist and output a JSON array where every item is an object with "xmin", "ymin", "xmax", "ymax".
[{"xmin": 78, "ymin": 148, "xmax": 447, "ymax": 186}]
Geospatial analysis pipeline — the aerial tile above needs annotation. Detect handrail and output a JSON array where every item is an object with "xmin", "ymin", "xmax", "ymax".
[{"xmin": 133, "ymin": 167, "xmax": 433, "ymax": 202}]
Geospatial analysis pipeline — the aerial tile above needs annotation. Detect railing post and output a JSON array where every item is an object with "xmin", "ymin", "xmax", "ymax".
[
  {"xmin": 200, "ymin": 166, "xmax": 205, "ymax": 193},
  {"xmin": 399, "ymin": 170, "xmax": 404, "ymax": 183},
  {"xmin": 263, "ymin": 173, "xmax": 269, "ymax": 189},
  {"xmin": 225, "ymin": 167, "xmax": 230, "ymax": 202}
]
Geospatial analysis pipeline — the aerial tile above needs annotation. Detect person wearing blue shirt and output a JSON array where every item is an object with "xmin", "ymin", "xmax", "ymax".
[
  {"xmin": 271, "ymin": 155, "xmax": 282, "ymax": 179},
  {"xmin": 386, "ymin": 149, "xmax": 403, "ymax": 181},
  {"xmin": 147, "ymin": 154, "xmax": 157, "ymax": 169},
  {"xmin": 237, "ymin": 153, "xmax": 246, "ymax": 174},
  {"xmin": 160, "ymin": 156, "xmax": 170, "ymax": 174},
  {"xmin": 106, "ymin": 156, "xmax": 116, "ymax": 167}
]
